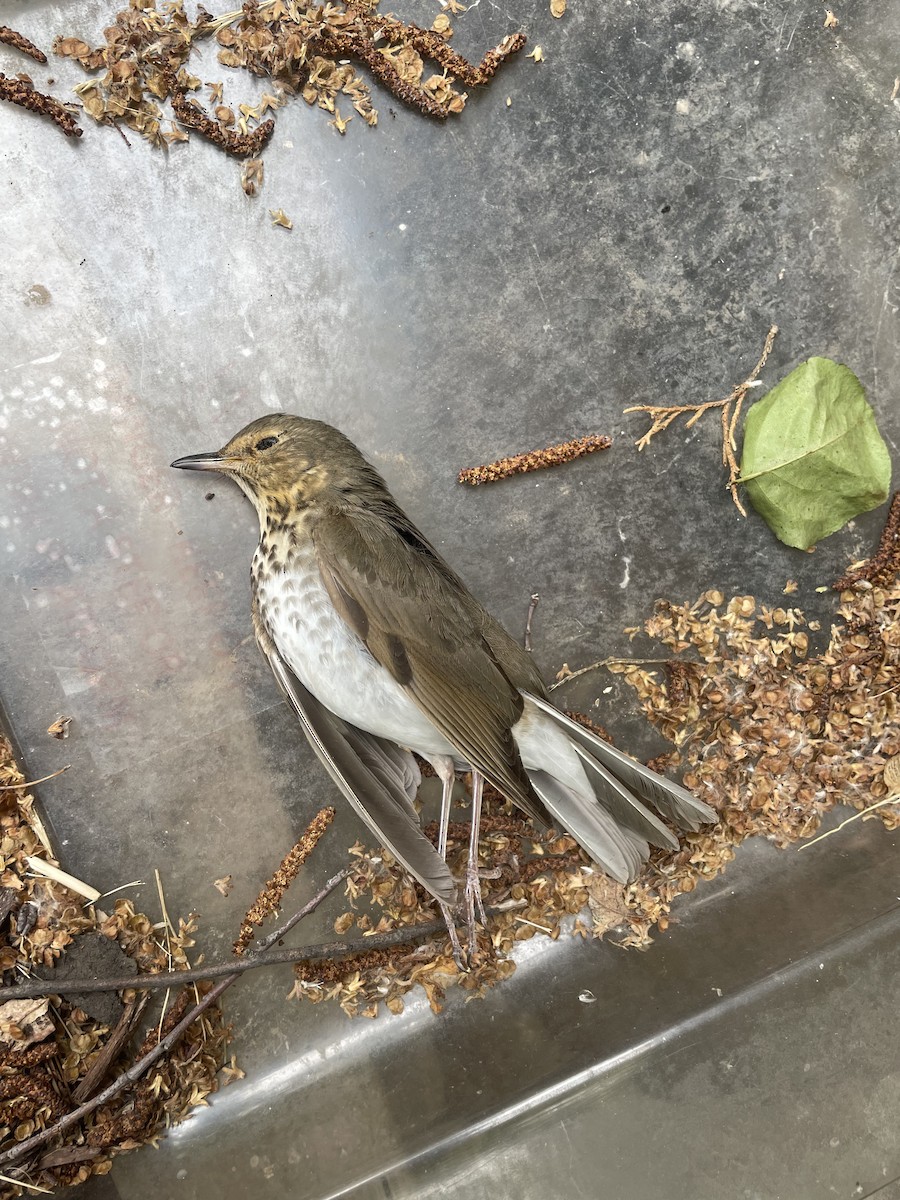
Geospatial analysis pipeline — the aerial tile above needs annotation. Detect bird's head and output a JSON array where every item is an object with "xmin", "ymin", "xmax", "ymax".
[{"xmin": 171, "ymin": 414, "xmax": 383, "ymax": 521}]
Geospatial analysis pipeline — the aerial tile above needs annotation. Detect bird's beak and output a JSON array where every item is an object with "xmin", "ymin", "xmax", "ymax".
[{"xmin": 170, "ymin": 451, "xmax": 239, "ymax": 472}]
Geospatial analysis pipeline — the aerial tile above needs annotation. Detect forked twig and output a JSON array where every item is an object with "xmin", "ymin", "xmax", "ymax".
[{"xmin": 625, "ymin": 325, "xmax": 779, "ymax": 514}]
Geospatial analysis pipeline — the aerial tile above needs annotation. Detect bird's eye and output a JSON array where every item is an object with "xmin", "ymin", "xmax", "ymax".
[{"xmin": 255, "ymin": 436, "xmax": 279, "ymax": 452}]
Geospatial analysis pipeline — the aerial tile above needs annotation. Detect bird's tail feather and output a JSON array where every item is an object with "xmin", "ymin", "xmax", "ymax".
[
  {"xmin": 569, "ymin": 743, "xmax": 679, "ymax": 851},
  {"xmin": 529, "ymin": 770, "xmax": 646, "ymax": 884},
  {"xmin": 528, "ymin": 695, "xmax": 717, "ymax": 831}
]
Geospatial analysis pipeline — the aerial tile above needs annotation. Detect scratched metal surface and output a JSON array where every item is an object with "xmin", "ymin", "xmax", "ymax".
[{"xmin": 1, "ymin": 0, "xmax": 899, "ymax": 1196}]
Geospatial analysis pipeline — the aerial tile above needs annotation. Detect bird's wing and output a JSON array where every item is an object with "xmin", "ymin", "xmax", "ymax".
[
  {"xmin": 258, "ymin": 628, "xmax": 457, "ymax": 904},
  {"xmin": 312, "ymin": 504, "xmax": 548, "ymax": 825}
]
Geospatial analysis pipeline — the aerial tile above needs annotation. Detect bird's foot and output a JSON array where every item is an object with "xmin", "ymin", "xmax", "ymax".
[
  {"xmin": 464, "ymin": 862, "xmax": 487, "ymax": 960},
  {"xmin": 438, "ymin": 901, "xmax": 466, "ymax": 970}
]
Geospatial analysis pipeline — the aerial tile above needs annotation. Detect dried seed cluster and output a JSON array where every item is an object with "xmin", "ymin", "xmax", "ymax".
[
  {"xmin": 234, "ymin": 807, "xmax": 335, "ymax": 953},
  {"xmin": 458, "ymin": 435, "xmax": 612, "ymax": 486},
  {"xmin": 0, "ymin": 74, "xmax": 82, "ymax": 138},
  {"xmin": 53, "ymin": 0, "xmax": 524, "ymax": 162},
  {"xmin": 0, "ymin": 27, "xmax": 47, "ymax": 64},
  {"xmin": 0, "ymin": 736, "xmax": 231, "ymax": 1197},
  {"xmin": 613, "ymin": 567, "xmax": 899, "ymax": 942}
]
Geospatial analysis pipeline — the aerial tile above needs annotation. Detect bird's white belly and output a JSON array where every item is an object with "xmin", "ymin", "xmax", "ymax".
[{"xmin": 255, "ymin": 549, "xmax": 457, "ymax": 758}]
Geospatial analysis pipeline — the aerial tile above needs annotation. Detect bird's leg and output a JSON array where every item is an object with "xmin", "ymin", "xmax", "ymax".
[
  {"xmin": 464, "ymin": 771, "xmax": 487, "ymax": 957},
  {"xmin": 433, "ymin": 755, "xmax": 456, "ymax": 860},
  {"xmin": 430, "ymin": 755, "xmax": 465, "ymax": 969}
]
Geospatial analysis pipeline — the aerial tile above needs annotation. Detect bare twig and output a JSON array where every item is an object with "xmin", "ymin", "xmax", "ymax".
[
  {"xmin": 625, "ymin": 324, "xmax": 778, "ymax": 514},
  {"xmin": 524, "ymin": 594, "xmax": 540, "ymax": 652},
  {"xmin": 548, "ymin": 658, "xmax": 672, "ymax": 692},
  {"xmin": 72, "ymin": 995, "xmax": 149, "ymax": 1103},
  {"xmin": 0, "ymin": 866, "xmax": 353, "ymax": 1171},
  {"xmin": 798, "ymin": 796, "xmax": 900, "ymax": 850},
  {"xmin": 0, "ymin": 907, "xmax": 544, "ymax": 1003},
  {"xmin": 0, "ymin": 766, "xmax": 70, "ymax": 793},
  {"xmin": 25, "ymin": 856, "xmax": 100, "ymax": 903}
]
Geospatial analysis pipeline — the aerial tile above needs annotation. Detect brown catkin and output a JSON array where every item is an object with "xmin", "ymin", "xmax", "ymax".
[
  {"xmin": 0, "ymin": 26, "xmax": 47, "ymax": 63},
  {"xmin": 458, "ymin": 435, "xmax": 612, "ymax": 485}
]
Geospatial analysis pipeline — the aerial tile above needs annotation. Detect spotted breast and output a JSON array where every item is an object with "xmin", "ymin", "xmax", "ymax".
[{"xmin": 252, "ymin": 534, "xmax": 458, "ymax": 761}]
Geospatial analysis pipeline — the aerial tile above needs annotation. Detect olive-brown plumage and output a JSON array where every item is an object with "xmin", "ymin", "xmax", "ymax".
[{"xmin": 172, "ymin": 415, "xmax": 716, "ymax": 944}]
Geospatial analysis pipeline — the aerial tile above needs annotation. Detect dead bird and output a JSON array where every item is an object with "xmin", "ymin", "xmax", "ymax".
[{"xmin": 172, "ymin": 416, "xmax": 715, "ymax": 961}]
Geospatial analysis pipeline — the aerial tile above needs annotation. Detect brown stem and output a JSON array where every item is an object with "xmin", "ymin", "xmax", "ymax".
[
  {"xmin": 0, "ymin": 766, "xmax": 70, "ymax": 793},
  {"xmin": 625, "ymin": 324, "xmax": 778, "ymax": 516}
]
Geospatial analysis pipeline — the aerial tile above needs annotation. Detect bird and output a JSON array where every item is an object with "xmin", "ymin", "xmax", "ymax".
[{"xmin": 172, "ymin": 415, "xmax": 716, "ymax": 961}]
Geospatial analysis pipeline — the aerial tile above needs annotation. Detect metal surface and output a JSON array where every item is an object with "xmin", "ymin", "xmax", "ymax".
[{"xmin": 2, "ymin": 0, "xmax": 898, "ymax": 1196}]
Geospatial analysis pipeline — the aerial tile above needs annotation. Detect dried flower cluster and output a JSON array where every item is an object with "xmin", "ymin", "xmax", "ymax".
[
  {"xmin": 0, "ymin": 737, "xmax": 230, "ymax": 1197},
  {"xmin": 52, "ymin": 0, "xmax": 524, "ymax": 162},
  {"xmin": 458, "ymin": 435, "xmax": 612, "ymax": 486},
  {"xmin": 0, "ymin": 27, "xmax": 47, "ymax": 64},
  {"xmin": 234, "ymin": 806, "xmax": 335, "ymax": 953},
  {"xmin": 292, "ymin": 510, "xmax": 899, "ymax": 1016},
  {"xmin": 0, "ymin": 74, "xmax": 82, "ymax": 138}
]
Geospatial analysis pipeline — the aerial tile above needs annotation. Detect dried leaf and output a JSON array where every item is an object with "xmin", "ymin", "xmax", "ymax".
[
  {"xmin": 47, "ymin": 716, "xmax": 72, "ymax": 740},
  {"xmin": 269, "ymin": 208, "xmax": 293, "ymax": 229},
  {"xmin": 330, "ymin": 107, "xmax": 351, "ymax": 134},
  {"xmin": 241, "ymin": 157, "xmax": 264, "ymax": 197},
  {"xmin": 0, "ymin": 998, "xmax": 52, "ymax": 1047},
  {"xmin": 884, "ymin": 756, "xmax": 900, "ymax": 797},
  {"xmin": 739, "ymin": 358, "xmax": 891, "ymax": 550}
]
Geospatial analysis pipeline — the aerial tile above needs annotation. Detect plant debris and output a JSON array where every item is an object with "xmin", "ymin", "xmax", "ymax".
[
  {"xmin": 458, "ymin": 435, "xmax": 612, "ymax": 486},
  {"xmin": 0, "ymin": 27, "xmax": 47, "ymax": 65},
  {"xmin": 0, "ymin": 74, "xmax": 82, "ymax": 138},
  {"xmin": 833, "ymin": 491, "xmax": 900, "ymax": 590},
  {"xmin": 50, "ymin": 0, "xmax": 525, "ymax": 167},
  {"xmin": 269, "ymin": 208, "xmax": 293, "ymax": 228},
  {"xmin": 739, "ymin": 358, "xmax": 890, "ymax": 549},
  {"xmin": 0, "ymin": 736, "xmax": 230, "ymax": 1196},
  {"xmin": 291, "ymin": 511, "xmax": 900, "ymax": 1016},
  {"xmin": 240, "ymin": 157, "xmax": 264, "ymax": 196},
  {"xmin": 626, "ymin": 325, "xmax": 778, "ymax": 515},
  {"xmin": 45, "ymin": 719, "xmax": 71, "ymax": 742},
  {"xmin": 234, "ymin": 807, "xmax": 335, "ymax": 953}
]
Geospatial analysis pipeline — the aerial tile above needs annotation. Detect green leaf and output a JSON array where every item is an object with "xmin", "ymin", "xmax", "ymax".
[{"xmin": 739, "ymin": 357, "xmax": 891, "ymax": 550}]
